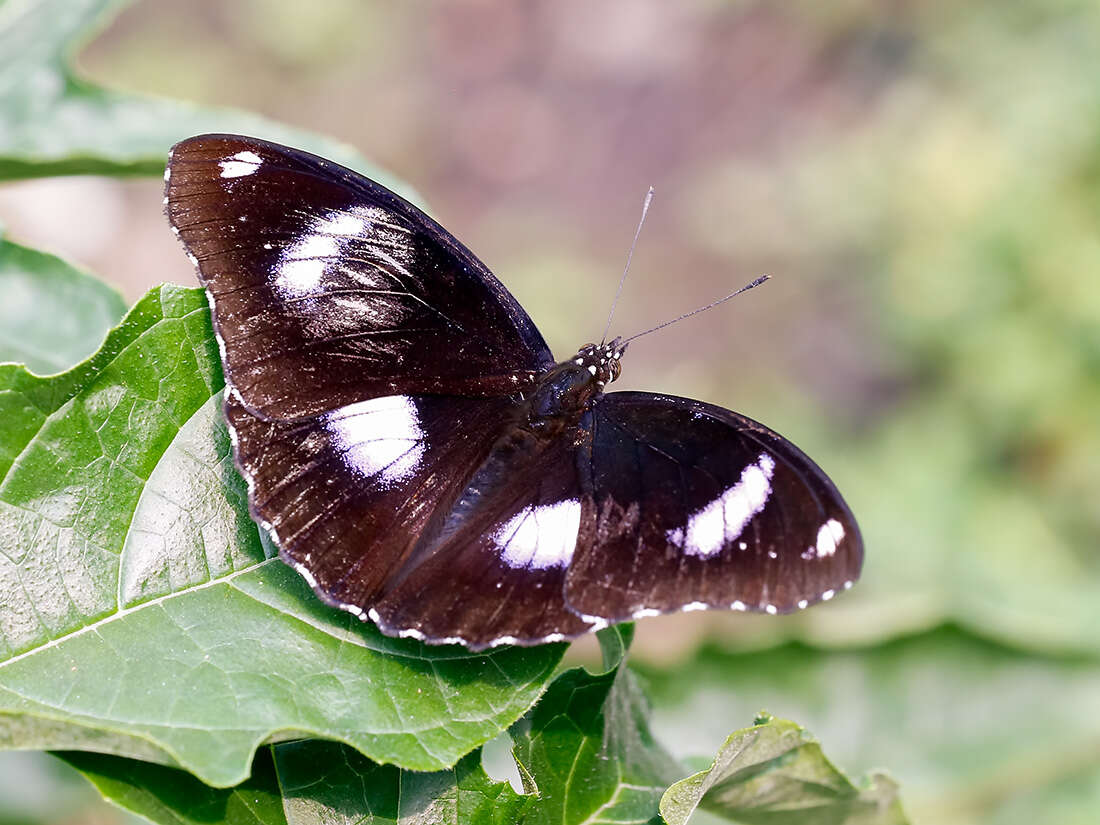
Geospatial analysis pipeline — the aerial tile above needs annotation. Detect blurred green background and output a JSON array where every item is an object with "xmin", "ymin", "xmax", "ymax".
[{"xmin": 1, "ymin": 1, "xmax": 1098, "ymax": 823}]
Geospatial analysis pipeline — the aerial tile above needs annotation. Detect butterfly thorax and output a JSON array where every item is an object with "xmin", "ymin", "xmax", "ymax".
[{"xmin": 525, "ymin": 340, "xmax": 627, "ymax": 424}]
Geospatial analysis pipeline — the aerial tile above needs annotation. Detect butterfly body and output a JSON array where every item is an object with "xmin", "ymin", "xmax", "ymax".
[{"xmin": 166, "ymin": 134, "xmax": 863, "ymax": 649}]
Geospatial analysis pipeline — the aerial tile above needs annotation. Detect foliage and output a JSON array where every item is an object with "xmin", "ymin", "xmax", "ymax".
[
  {"xmin": 0, "ymin": 0, "xmax": 413, "ymax": 199},
  {"xmin": 0, "ymin": 231, "xmax": 125, "ymax": 373},
  {"xmin": 4, "ymin": 0, "xmax": 1099, "ymax": 822},
  {"xmin": 0, "ymin": 241, "xmax": 903, "ymax": 820}
]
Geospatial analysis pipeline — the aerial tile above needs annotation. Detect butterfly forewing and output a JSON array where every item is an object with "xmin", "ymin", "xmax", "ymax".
[
  {"xmin": 565, "ymin": 392, "xmax": 862, "ymax": 621},
  {"xmin": 166, "ymin": 135, "xmax": 553, "ymax": 420},
  {"xmin": 225, "ymin": 391, "xmax": 516, "ymax": 611}
]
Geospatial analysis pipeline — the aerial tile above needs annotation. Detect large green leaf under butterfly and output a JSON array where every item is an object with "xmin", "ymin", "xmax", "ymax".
[
  {"xmin": 57, "ymin": 651, "xmax": 910, "ymax": 825},
  {"xmin": 0, "ymin": 284, "xmax": 563, "ymax": 787}
]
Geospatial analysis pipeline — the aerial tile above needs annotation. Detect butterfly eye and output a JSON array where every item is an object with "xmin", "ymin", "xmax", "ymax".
[{"xmin": 608, "ymin": 359, "xmax": 622, "ymax": 382}]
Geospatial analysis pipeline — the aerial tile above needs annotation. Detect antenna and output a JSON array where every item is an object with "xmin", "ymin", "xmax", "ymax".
[
  {"xmin": 601, "ymin": 186, "xmax": 655, "ymax": 345},
  {"xmin": 621, "ymin": 274, "xmax": 771, "ymax": 344}
]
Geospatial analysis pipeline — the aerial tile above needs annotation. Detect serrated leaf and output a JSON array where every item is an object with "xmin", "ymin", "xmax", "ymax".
[
  {"xmin": 659, "ymin": 714, "xmax": 907, "ymax": 825},
  {"xmin": 0, "ymin": 284, "xmax": 563, "ymax": 786},
  {"xmin": 0, "ymin": 233, "xmax": 125, "ymax": 374},
  {"xmin": 509, "ymin": 663, "xmax": 683, "ymax": 825},
  {"xmin": 0, "ymin": 0, "xmax": 413, "ymax": 198}
]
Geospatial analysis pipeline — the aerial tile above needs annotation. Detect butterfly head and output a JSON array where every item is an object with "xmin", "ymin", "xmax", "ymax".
[
  {"xmin": 574, "ymin": 338, "xmax": 627, "ymax": 387},
  {"xmin": 527, "ymin": 339, "xmax": 627, "ymax": 421}
]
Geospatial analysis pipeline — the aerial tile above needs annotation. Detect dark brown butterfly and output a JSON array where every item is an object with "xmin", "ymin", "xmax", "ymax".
[{"xmin": 165, "ymin": 134, "xmax": 862, "ymax": 650}]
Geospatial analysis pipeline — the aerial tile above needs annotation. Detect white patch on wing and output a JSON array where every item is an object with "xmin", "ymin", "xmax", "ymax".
[
  {"xmin": 666, "ymin": 453, "xmax": 776, "ymax": 558},
  {"xmin": 494, "ymin": 499, "xmax": 582, "ymax": 569},
  {"xmin": 275, "ymin": 234, "xmax": 339, "ymax": 297},
  {"xmin": 315, "ymin": 212, "xmax": 366, "ymax": 236},
  {"xmin": 324, "ymin": 395, "xmax": 424, "ymax": 485},
  {"xmin": 276, "ymin": 258, "xmax": 326, "ymax": 296},
  {"xmin": 272, "ymin": 206, "xmax": 417, "ymax": 299},
  {"xmin": 219, "ymin": 150, "xmax": 263, "ymax": 178},
  {"xmin": 813, "ymin": 518, "xmax": 845, "ymax": 558},
  {"xmin": 292, "ymin": 234, "xmax": 340, "ymax": 260}
]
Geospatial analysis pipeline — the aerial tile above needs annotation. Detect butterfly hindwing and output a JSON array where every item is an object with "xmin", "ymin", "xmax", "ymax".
[
  {"xmin": 565, "ymin": 391, "xmax": 862, "ymax": 621},
  {"xmin": 370, "ymin": 420, "xmax": 596, "ymax": 649},
  {"xmin": 167, "ymin": 134, "xmax": 553, "ymax": 420}
]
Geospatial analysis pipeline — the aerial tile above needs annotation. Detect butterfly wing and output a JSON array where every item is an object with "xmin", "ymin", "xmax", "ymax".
[
  {"xmin": 225, "ymin": 390, "xmax": 519, "ymax": 612},
  {"xmin": 166, "ymin": 134, "xmax": 553, "ymax": 420},
  {"xmin": 229, "ymin": 387, "xmax": 593, "ymax": 649},
  {"xmin": 565, "ymin": 391, "xmax": 863, "ymax": 621},
  {"xmin": 167, "ymin": 133, "xmax": 862, "ymax": 647},
  {"xmin": 370, "ymin": 423, "xmax": 595, "ymax": 649}
]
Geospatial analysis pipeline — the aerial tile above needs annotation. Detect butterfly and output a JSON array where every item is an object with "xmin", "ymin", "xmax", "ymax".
[{"xmin": 164, "ymin": 134, "xmax": 862, "ymax": 650}]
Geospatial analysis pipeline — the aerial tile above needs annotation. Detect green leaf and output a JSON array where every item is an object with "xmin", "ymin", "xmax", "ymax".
[
  {"xmin": 59, "ymin": 740, "xmax": 531, "ymax": 825},
  {"xmin": 594, "ymin": 623, "xmax": 634, "ymax": 674},
  {"xmin": 659, "ymin": 714, "xmax": 907, "ymax": 825},
  {"xmin": 57, "ymin": 656, "xmax": 911, "ymax": 825},
  {"xmin": 0, "ymin": 284, "xmax": 563, "ymax": 786},
  {"xmin": 638, "ymin": 627, "xmax": 1100, "ymax": 825},
  {"xmin": 58, "ymin": 748, "xmax": 285, "ymax": 825},
  {"xmin": 0, "ymin": 0, "xmax": 414, "ymax": 198},
  {"xmin": 509, "ymin": 663, "xmax": 683, "ymax": 825},
  {"xmin": 0, "ymin": 750, "xmax": 128, "ymax": 825},
  {"xmin": 0, "ymin": 232, "xmax": 125, "ymax": 374},
  {"xmin": 275, "ymin": 740, "xmax": 530, "ymax": 825}
]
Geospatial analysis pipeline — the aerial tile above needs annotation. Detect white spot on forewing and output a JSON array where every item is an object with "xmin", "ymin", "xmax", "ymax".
[
  {"xmin": 814, "ymin": 518, "xmax": 845, "ymax": 558},
  {"xmin": 219, "ymin": 150, "xmax": 263, "ymax": 178},
  {"xmin": 276, "ymin": 259, "xmax": 325, "ymax": 295},
  {"xmin": 324, "ymin": 395, "xmax": 425, "ymax": 485},
  {"xmin": 666, "ymin": 453, "xmax": 776, "ymax": 558},
  {"xmin": 494, "ymin": 499, "xmax": 581, "ymax": 570},
  {"xmin": 275, "ymin": 234, "xmax": 339, "ymax": 297},
  {"xmin": 315, "ymin": 212, "xmax": 366, "ymax": 236},
  {"xmin": 291, "ymin": 234, "xmax": 339, "ymax": 260}
]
